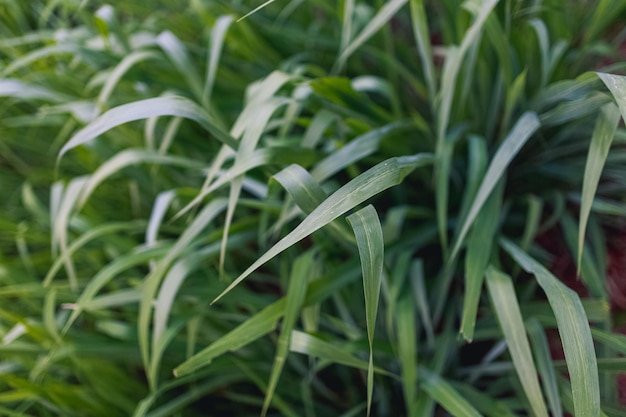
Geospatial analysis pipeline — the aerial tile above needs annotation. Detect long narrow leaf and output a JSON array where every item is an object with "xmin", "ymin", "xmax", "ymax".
[
  {"xmin": 578, "ymin": 101, "xmax": 619, "ymax": 272},
  {"xmin": 501, "ymin": 239, "xmax": 600, "ymax": 417},
  {"xmin": 261, "ymin": 251, "xmax": 314, "ymax": 416},
  {"xmin": 450, "ymin": 112, "xmax": 540, "ymax": 261},
  {"xmin": 420, "ymin": 368, "xmax": 482, "ymax": 417},
  {"xmin": 460, "ymin": 179, "xmax": 503, "ymax": 341},
  {"xmin": 337, "ymin": 0, "xmax": 408, "ymax": 71},
  {"xmin": 346, "ymin": 205, "xmax": 384, "ymax": 417},
  {"xmin": 211, "ymin": 153, "xmax": 434, "ymax": 304},
  {"xmin": 58, "ymin": 96, "xmax": 238, "ymax": 161},
  {"xmin": 485, "ymin": 267, "xmax": 548, "ymax": 417}
]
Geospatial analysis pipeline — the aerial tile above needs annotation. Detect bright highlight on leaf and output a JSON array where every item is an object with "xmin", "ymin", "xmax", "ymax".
[{"xmin": 211, "ymin": 153, "xmax": 434, "ymax": 304}]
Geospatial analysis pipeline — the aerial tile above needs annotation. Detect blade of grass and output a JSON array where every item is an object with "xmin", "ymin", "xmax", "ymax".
[
  {"xmin": 485, "ymin": 267, "xmax": 548, "ymax": 417},
  {"xmin": 203, "ymin": 15, "xmax": 234, "ymax": 109},
  {"xmin": 52, "ymin": 177, "xmax": 88, "ymax": 292},
  {"xmin": 76, "ymin": 150, "xmax": 204, "ymax": 208},
  {"xmin": 0, "ymin": 79, "xmax": 68, "ymax": 102},
  {"xmin": 577, "ymin": 102, "xmax": 620, "ymax": 273},
  {"xmin": 96, "ymin": 50, "xmax": 161, "ymax": 113},
  {"xmin": 220, "ymin": 97, "xmax": 289, "ymax": 273},
  {"xmin": 501, "ymin": 238, "xmax": 600, "ymax": 417},
  {"xmin": 396, "ymin": 294, "xmax": 418, "ymax": 417},
  {"xmin": 346, "ymin": 205, "xmax": 384, "ymax": 417},
  {"xmin": 460, "ymin": 180, "xmax": 503, "ymax": 341},
  {"xmin": 58, "ymin": 96, "xmax": 238, "ymax": 162},
  {"xmin": 211, "ymin": 153, "xmax": 434, "ymax": 304},
  {"xmin": 139, "ymin": 199, "xmax": 228, "ymax": 388},
  {"xmin": 526, "ymin": 318, "xmax": 563, "ymax": 417},
  {"xmin": 409, "ymin": 0, "xmax": 435, "ymax": 101},
  {"xmin": 237, "ymin": 0, "xmax": 277, "ymax": 22},
  {"xmin": 450, "ymin": 112, "xmax": 540, "ymax": 261},
  {"xmin": 419, "ymin": 367, "xmax": 482, "ymax": 417},
  {"xmin": 336, "ymin": 0, "xmax": 408, "ymax": 72},
  {"xmin": 62, "ymin": 244, "xmax": 170, "ymax": 333},
  {"xmin": 261, "ymin": 250, "xmax": 314, "ymax": 416},
  {"xmin": 289, "ymin": 330, "xmax": 392, "ymax": 377},
  {"xmin": 157, "ymin": 31, "xmax": 203, "ymax": 101},
  {"xmin": 310, "ymin": 120, "xmax": 412, "ymax": 181},
  {"xmin": 174, "ymin": 261, "xmax": 362, "ymax": 377}
]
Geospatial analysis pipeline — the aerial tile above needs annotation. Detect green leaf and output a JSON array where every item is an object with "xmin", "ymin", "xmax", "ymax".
[
  {"xmin": 337, "ymin": 0, "xmax": 408, "ymax": 71},
  {"xmin": 211, "ymin": 153, "xmax": 434, "ymax": 304},
  {"xmin": 578, "ymin": 99, "xmax": 619, "ymax": 272},
  {"xmin": 501, "ymin": 239, "xmax": 600, "ymax": 417},
  {"xmin": 310, "ymin": 121, "xmax": 412, "ymax": 181},
  {"xmin": 58, "ymin": 96, "xmax": 238, "ymax": 161},
  {"xmin": 0, "ymin": 79, "xmax": 68, "ymax": 102},
  {"xmin": 203, "ymin": 15, "xmax": 234, "ymax": 108},
  {"xmin": 485, "ymin": 267, "xmax": 548, "ymax": 417},
  {"xmin": 174, "ymin": 300, "xmax": 285, "ymax": 377},
  {"xmin": 96, "ymin": 50, "xmax": 161, "ymax": 112},
  {"xmin": 396, "ymin": 295, "xmax": 418, "ymax": 417},
  {"xmin": 289, "ymin": 330, "xmax": 391, "ymax": 377},
  {"xmin": 436, "ymin": 0, "xmax": 498, "ymax": 147},
  {"xmin": 527, "ymin": 319, "xmax": 563, "ymax": 417},
  {"xmin": 450, "ymin": 112, "xmax": 540, "ymax": 261},
  {"xmin": 460, "ymin": 179, "xmax": 503, "ymax": 341},
  {"xmin": 409, "ymin": 0, "xmax": 435, "ymax": 100},
  {"xmin": 139, "ymin": 199, "xmax": 228, "ymax": 388},
  {"xmin": 157, "ymin": 31, "xmax": 203, "ymax": 101},
  {"xmin": 273, "ymin": 164, "xmax": 327, "ymax": 213},
  {"xmin": 420, "ymin": 368, "xmax": 482, "ymax": 417},
  {"xmin": 346, "ymin": 205, "xmax": 384, "ymax": 417},
  {"xmin": 77, "ymin": 149, "xmax": 204, "ymax": 208},
  {"xmin": 262, "ymin": 251, "xmax": 314, "ymax": 416}
]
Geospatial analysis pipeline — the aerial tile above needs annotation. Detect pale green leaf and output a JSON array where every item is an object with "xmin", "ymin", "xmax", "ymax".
[
  {"xmin": 289, "ymin": 330, "xmax": 391, "ymax": 376},
  {"xmin": 346, "ymin": 205, "xmax": 384, "ymax": 417},
  {"xmin": 77, "ymin": 149, "xmax": 204, "ymax": 208},
  {"xmin": 337, "ymin": 0, "xmax": 408, "ymax": 71},
  {"xmin": 139, "ymin": 199, "xmax": 228, "ymax": 388},
  {"xmin": 420, "ymin": 368, "xmax": 482, "ymax": 417},
  {"xmin": 0, "ymin": 79, "xmax": 68, "ymax": 102},
  {"xmin": 262, "ymin": 251, "xmax": 314, "ymax": 416},
  {"xmin": 527, "ymin": 319, "xmax": 563, "ymax": 417},
  {"xmin": 578, "ymin": 101, "xmax": 620, "ymax": 272},
  {"xmin": 409, "ymin": 0, "xmax": 435, "ymax": 100},
  {"xmin": 450, "ymin": 112, "xmax": 540, "ymax": 261},
  {"xmin": 58, "ymin": 96, "xmax": 238, "ymax": 161},
  {"xmin": 211, "ymin": 153, "xmax": 434, "ymax": 304},
  {"xmin": 96, "ymin": 50, "xmax": 161, "ymax": 112},
  {"xmin": 501, "ymin": 238, "xmax": 600, "ymax": 417},
  {"xmin": 460, "ymin": 180, "xmax": 503, "ymax": 341},
  {"xmin": 485, "ymin": 267, "xmax": 548, "ymax": 417},
  {"xmin": 157, "ymin": 31, "xmax": 203, "ymax": 100},
  {"xmin": 203, "ymin": 15, "xmax": 234, "ymax": 108},
  {"xmin": 173, "ymin": 299, "xmax": 285, "ymax": 377}
]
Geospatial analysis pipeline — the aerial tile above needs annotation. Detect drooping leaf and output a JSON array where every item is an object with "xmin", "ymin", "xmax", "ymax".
[
  {"xmin": 58, "ymin": 96, "xmax": 238, "ymax": 161},
  {"xmin": 211, "ymin": 153, "xmax": 434, "ymax": 304},
  {"xmin": 501, "ymin": 239, "xmax": 600, "ymax": 417},
  {"xmin": 346, "ymin": 205, "xmax": 384, "ymax": 417},
  {"xmin": 577, "ymin": 101, "xmax": 619, "ymax": 272},
  {"xmin": 485, "ymin": 267, "xmax": 548, "ymax": 417}
]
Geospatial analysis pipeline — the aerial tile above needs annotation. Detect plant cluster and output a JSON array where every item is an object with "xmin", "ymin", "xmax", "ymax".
[{"xmin": 1, "ymin": 0, "xmax": 626, "ymax": 416}]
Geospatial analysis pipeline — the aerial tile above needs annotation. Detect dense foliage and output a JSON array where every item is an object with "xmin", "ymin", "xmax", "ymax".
[{"xmin": 1, "ymin": 0, "xmax": 626, "ymax": 416}]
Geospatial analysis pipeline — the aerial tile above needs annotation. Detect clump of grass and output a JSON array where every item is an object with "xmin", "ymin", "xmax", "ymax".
[{"xmin": 2, "ymin": 1, "xmax": 626, "ymax": 416}]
